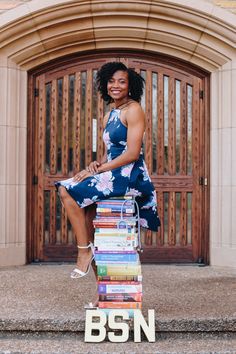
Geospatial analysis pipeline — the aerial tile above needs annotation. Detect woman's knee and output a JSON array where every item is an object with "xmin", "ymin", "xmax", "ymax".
[{"xmin": 58, "ymin": 186, "xmax": 69, "ymax": 202}]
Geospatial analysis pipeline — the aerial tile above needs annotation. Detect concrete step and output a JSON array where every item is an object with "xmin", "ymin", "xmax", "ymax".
[
  {"xmin": 1, "ymin": 264, "xmax": 236, "ymax": 352},
  {"xmin": 0, "ymin": 332, "xmax": 236, "ymax": 354},
  {"xmin": 0, "ymin": 316, "xmax": 236, "ymax": 332}
]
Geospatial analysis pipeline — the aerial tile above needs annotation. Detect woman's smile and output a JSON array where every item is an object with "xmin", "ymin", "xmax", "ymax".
[{"xmin": 107, "ymin": 70, "xmax": 129, "ymax": 104}]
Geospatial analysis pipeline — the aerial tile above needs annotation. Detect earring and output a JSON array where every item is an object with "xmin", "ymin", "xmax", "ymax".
[{"xmin": 129, "ymin": 91, "xmax": 131, "ymax": 96}]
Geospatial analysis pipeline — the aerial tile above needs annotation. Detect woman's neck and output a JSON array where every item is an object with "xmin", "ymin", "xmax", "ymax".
[{"xmin": 114, "ymin": 98, "xmax": 132, "ymax": 109}]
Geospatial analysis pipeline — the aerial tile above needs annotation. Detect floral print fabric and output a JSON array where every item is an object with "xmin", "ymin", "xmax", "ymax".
[{"xmin": 55, "ymin": 109, "xmax": 160, "ymax": 231}]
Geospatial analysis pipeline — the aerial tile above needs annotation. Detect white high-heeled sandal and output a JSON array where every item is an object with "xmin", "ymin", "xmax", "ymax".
[{"xmin": 70, "ymin": 242, "xmax": 94, "ymax": 279}]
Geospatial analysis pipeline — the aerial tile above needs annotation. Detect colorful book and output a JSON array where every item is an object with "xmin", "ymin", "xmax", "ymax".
[
  {"xmin": 94, "ymin": 232, "xmax": 138, "ymax": 238},
  {"xmin": 94, "ymin": 233, "xmax": 138, "ymax": 242},
  {"xmin": 93, "ymin": 223, "xmax": 136, "ymax": 229},
  {"xmin": 97, "ymin": 282, "xmax": 142, "ymax": 294},
  {"xmin": 97, "ymin": 200, "xmax": 134, "ymax": 205},
  {"xmin": 95, "ymin": 228, "xmax": 136, "ymax": 234},
  {"xmin": 96, "ymin": 212, "xmax": 134, "ymax": 217},
  {"xmin": 96, "ymin": 246, "xmax": 137, "ymax": 252},
  {"xmin": 98, "ymin": 301, "xmax": 142, "ymax": 309},
  {"xmin": 94, "ymin": 237, "xmax": 138, "ymax": 250},
  {"xmin": 97, "ymin": 275, "xmax": 142, "ymax": 281},
  {"xmin": 95, "ymin": 251, "xmax": 139, "ymax": 263},
  {"xmin": 93, "ymin": 217, "xmax": 136, "ymax": 225},
  {"xmin": 100, "ymin": 196, "xmax": 134, "ymax": 201},
  {"xmin": 97, "ymin": 206, "xmax": 135, "ymax": 212},
  {"xmin": 97, "ymin": 264, "xmax": 141, "ymax": 276},
  {"xmin": 94, "ymin": 216, "xmax": 136, "ymax": 221},
  {"xmin": 99, "ymin": 293, "xmax": 142, "ymax": 302},
  {"xmin": 93, "ymin": 196, "xmax": 142, "ymax": 311}
]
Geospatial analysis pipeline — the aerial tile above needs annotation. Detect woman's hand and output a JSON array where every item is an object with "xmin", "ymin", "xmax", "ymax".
[
  {"xmin": 87, "ymin": 161, "xmax": 100, "ymax": 174},
  {"xmin": 73, "ymin": 170, "xmax": 93, "ymax": 183}
]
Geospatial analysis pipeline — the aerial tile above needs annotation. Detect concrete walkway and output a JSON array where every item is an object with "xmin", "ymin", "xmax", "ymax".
[{"xmin": 0, "ymin": 264, "xmax": 236, "ymax": 353}]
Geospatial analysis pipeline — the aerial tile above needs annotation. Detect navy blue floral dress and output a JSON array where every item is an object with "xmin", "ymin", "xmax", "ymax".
[{"xmin": 55, "ymin": 108, "xmax": 160, "ymax": 231}]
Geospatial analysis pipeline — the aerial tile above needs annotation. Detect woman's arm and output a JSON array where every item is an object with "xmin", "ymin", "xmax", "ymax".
[{"xmin": 97, "ymin": 103, "xmax": 145, "ymax": 173}]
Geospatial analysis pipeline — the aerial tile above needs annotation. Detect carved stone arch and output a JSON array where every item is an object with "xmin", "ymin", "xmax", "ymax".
[{"xmin": 0, "ymin": 0, "xmax": 235, "ymax": 71}]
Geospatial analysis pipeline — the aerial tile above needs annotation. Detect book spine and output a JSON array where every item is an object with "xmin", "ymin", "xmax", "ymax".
[
  {"xmin": 99, "ymin": 293, "xmax": 142, "ymax": 302},
  {"xmin": 97, "ymin": 199, "xmax": 133, "ymax": 204},
  {"xmin": 94, "ymin": 217, "xmax": 136, "ymax": 222},
  {"xmin": 95, "ymin": 253, "xmax": 139, "ymax": 262},
  {"xmin": 94, "ymin": 235, "xmax": 138, "ymax": 241},
  {"xmin": 97, "ymin": 265, "xmax": 141, "ymax": 276},
  {"xmin": 94, "ymin": 233, "xmax": 138, "ymax": 238},
  {"xmin": 96, "ymin": 246, "xmax": 137, "ymax": 252},
  {"xmin": 95, "ymin": 228, "xmax": 136, "ymax": 234},
  {"xmin": 95, "ymin": 238, "xmax": 138, "ymax": 250},
  {"xmin": 98, "ymin": 196, "xmax": 134, "ymax": 201},
  {"xmin": 96, "ymin": 206, "xmax": 134, "ymax": 212},
  {"xmin": 96, "ymin": 204, "xmax": 133, "ymax": 209},
  {"xmin": 93, "ymin": 224, "xmax": 136, "ymax": 229},
  {"xmin": 97, "ymin": 284, "xmax": 142, "ymax": 294},
  {"xmin": 97, "ymin": 275, "xmax": 142, "ymax": 281},
  {"xmin": 98, "ymin": 302, "xmax": 142, "ymax": 309},
  {"xmin": 98, "ymin": 280, "xmax": 141, "ymax": 285},
  {"xmin": 96, "ymin": 212, "xmax": 133, "ymax": 217},
  {"xmin": 94, "ymin": 216, "xmax": 136, "ymax": 221}
]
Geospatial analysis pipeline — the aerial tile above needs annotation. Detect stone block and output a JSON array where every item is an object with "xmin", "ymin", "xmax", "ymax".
[
  {"xmin": 0, "ymin": 125, "xmax": 7, "ymax": 185},
  {"xmin": 210, "ymin": 129, "xmax": 220, "ymax": 187},
  {"xmin": 210, "ymin": 185, "xmax": 221, "ymax": 247},
  {"xmin": 0, "ymin": 185, "xmax": 6, "ymax": 246},
  {"xmin": 221, "ymin": 128, "xmax": 232, "ymax": 186}
]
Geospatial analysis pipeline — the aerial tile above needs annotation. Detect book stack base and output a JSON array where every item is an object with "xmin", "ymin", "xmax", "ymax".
[{"xmin": 93, "ymin": 197, "xmax": 142, "ymax": 314}]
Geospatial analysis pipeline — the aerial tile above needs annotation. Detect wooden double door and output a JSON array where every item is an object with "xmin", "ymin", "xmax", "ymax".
[{"xmin": 28, "ymin": 52, "xmax": 209, "ymax": 263}]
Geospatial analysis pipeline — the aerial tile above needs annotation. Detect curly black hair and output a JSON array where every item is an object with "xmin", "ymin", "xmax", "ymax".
[{"xmin": 96, "ymin": 62, "xmax": 145, "ymax": 104}]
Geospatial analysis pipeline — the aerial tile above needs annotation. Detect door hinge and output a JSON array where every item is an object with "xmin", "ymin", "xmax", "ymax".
[
  {"xmin": 199, "ymin": 90, "xmax": 204, "ymax": 99},
  {"xmin": 199, "ymin": 177, "xmax": 207, "ymax": 186},
  {"xmin": 32, "ymin": 175, "xmax": 38, "ymax": 185},
  {"xmin": 34, "ymin": 88, "xmax": 39, "ymax": 97}
]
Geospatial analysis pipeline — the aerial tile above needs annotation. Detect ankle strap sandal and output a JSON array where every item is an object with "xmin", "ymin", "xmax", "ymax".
[{"xmin": 70, "ymin": 242, "xmax": 94, "ymax": 279}]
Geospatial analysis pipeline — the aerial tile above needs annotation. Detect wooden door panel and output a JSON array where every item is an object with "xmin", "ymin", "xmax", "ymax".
[{"xmin": 30, "ymin": 55, "xmax": 208, "ymax": 263}]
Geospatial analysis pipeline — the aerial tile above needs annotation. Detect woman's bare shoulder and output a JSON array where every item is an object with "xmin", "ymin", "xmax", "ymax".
[{"xmin": 126, "ymin": 101, "xmax": 145, "ymax": 119}]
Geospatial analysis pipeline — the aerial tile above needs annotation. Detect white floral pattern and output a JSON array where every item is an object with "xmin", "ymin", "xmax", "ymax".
[
  {"xmin": 90, "ymin": 171, "xmax": 114, "ymax": 196},
  {"xmin": 119, "ymin": 141, "xmax": 126, "ymax": 146},
  {"xmin": 59, "ymin": 177, "xmax": 78, "ymax": 188},
  {"xmin": 139, "ymin": 163, "xmax": 151, "ymax": 181},
  {"xmin": 80, "ymin": 196, "xmax": 99, "ymax": 207},
  {"xmin": 140, "ymin": 218, "xmax": 148, "ymax": 228},
  {"xmin": 103, "ymin": 131, "xmax": 111, "ymax": 149},
  {"xmin": 126, "ymin": 188, "xmax": 142, "ymax": 197},
  {"xmin": 141, "ymin": 190, "xmax": 157, "ymax": 211},
  {"xmin": 121, "ymin": 163, "xmax": 134, "ymax": 178}
]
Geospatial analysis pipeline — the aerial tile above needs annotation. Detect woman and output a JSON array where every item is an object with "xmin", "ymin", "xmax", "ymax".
[{"xmin": 56, "ymin": 62, "xmax": 160, "ymax": 282}]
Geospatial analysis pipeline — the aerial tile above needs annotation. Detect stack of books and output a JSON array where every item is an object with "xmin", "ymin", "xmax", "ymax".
[{"xmin": 93, "ymin": 196, "xmax": 142, "ymax": 311}]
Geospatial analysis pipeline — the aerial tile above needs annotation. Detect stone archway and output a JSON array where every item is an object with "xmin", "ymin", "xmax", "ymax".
[
  {"xmin": 0, "ymin": 0, "xmax": 235, "ymax": 70},
  {"xmin": 0, "ymin": 0, "xmax": 235, "ymax": 266}
]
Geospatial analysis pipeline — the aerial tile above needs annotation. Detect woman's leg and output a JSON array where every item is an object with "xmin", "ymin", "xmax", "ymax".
[
  {"xmin": 58, "ymin": 186, "xmax": 93, "ymax": 273},
  {"xmin": 85, "ymin": 204, "xmax": 99, "ymax": 306},
  {"xmin": 85, "ymin": 204, "xmax": 97, "ymax": 243}
]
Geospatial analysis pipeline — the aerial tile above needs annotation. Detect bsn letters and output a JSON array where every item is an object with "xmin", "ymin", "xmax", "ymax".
[{"xmin": 84, "ymin": 309, "xmax": 155, "ymax": 342}]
